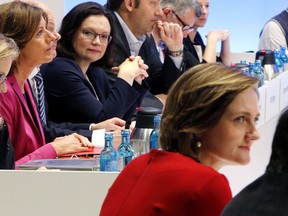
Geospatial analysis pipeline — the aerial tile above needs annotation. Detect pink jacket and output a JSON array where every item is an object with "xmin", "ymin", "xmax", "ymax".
[{"xmin": 0, "ymin": 75, "xmax": 56, "ymax": 166}]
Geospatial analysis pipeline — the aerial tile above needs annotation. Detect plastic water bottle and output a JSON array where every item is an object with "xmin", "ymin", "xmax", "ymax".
[
  {"xmin": 248, "ymin": 62, "xmax": 254, "ymax": 76},
  {"xmin": 117, "ymin": 129, "xmax": 134, "ymax": 171},
  {"xmin": 279, "ymin": 45, "xmax": 288, "ymax": 71},
  {"xmin": 253, "ymin": 60, "xmax": 265, "ymax": 87},
  {"xmin": 274, "ymin": 49, "xmax": 284, "ymax": 74},
  {"xmin": 100, "ymin": 132, "xmax": 118, "ymax": 171},
  {"xmin": 150, "ymin": 114, "xmax": 161, "ymax": 150}
]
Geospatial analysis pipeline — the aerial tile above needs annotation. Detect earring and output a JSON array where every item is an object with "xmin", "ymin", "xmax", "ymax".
[{"xmin": 197, "ymin": 141, "xmax": 202, "ymax": 148}]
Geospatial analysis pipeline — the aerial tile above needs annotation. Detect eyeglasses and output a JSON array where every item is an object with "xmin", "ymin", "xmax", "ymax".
[
  {"xmin": 81, "ymin": 29, "xmax": 112, "ymax": 44},
  {"xmin": 0, "ymin": 73, "xmax": 7, "ymax": 85},
  {"xmin": 172, "ymin": 10, "xmax": 194, "ymax": 33}
]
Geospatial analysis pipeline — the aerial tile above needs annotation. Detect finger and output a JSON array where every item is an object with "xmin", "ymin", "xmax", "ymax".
[
  {"xmin": 129, "ymin": 56, "xmax": 136, "ymax": 61},
  {"xmin": 112, "ymin": 118, "xmax": 126, "ymax": 126},
  {"xmin": 111, "ymin": 66, "xmax": 120, "ymax": 73}
]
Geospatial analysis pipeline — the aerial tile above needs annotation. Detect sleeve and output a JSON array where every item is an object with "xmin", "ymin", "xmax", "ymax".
[
  {"xmin": 259, "ymin": 21, "xmax": 286, "ymax": 51},
  {"xmin": 15, "ymin": 143, "xmax": 57, "ymax": 167},
  {"xmin": 196, "ymin": 174, "xmax": 232, "ymax": 216},
  {"xmin": 43, "ymin": 121, "xmax": 92, "ymax": 143},
  {"xmin": 42, "ymin": 58, "xmax": 147, "ymax": 123}
]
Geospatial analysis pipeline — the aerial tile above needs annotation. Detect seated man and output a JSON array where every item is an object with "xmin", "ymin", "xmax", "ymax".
[{"xmin": 104, "ymin": 0, "xmax": 187, "ymax": 107}]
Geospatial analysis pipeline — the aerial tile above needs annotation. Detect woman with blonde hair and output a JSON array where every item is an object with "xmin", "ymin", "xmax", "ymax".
[
  {"xmin": 0, "ymin": 33, "xmax": 19, "ymax": 169},
  {"xmin": 101, "ymin": 63, "xmax": 260, "ymax": 216},
  {"xmin": 0, "ymin": 1, "xmax": 94, "ymax": 167}
]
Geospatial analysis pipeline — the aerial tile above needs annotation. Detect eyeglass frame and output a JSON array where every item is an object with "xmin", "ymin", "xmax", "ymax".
[
  {"xmin": 81, "ymin": 29, "xmax": 112, "ymax": 44},
  {"xmin": 171, "ymin": 10, "xmax": 195, "ymax": 33},
  {"xmin": 0, "ymin": 73, "xmax": 7, "ymax": 85}
]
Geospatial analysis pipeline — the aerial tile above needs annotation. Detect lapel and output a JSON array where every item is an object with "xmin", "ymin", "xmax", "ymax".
[
  {"xmin": 110, "ymin": 11, "xmax": 131, "ymax": 58},
  {"xmin": 7, "ymin": 75, "xmax": 45, "ymax": 142}
]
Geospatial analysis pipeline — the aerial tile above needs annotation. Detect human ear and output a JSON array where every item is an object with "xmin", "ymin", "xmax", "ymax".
[
  {"xmin": 124, "ymin": 0, "xmax": 135, "ymax": 12},
  {"xmin": 162, "ymin": 7, "xmax": 172, "ymax": 20}
]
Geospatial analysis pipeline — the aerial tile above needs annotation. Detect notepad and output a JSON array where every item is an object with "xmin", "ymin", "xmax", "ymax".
[{"xmin": 18, "ymin": 158, "xmax": 99, "ymax": 171}]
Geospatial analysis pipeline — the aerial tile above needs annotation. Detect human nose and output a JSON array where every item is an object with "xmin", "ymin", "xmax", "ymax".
[
  {"xmin": 53, "ymin": 31, "xmax": 61, "ymax": 41},
  {"xmin": 201, "ymin": 6, "xmax": 207, "ymax": 15},
  {"xmin": 247, "ymin": 123, "xmax": 260, "ymax": 141},
  {"xmin": 45, "ymin": 29, "xmax": 56, "ymax": 41},
  {"xmin": 92, "ymin": 35, "xmax": 101, "ymax": 45},
  {"xmin": 155, "ymin": 4, "xmax": 163, "ymax": 17}
]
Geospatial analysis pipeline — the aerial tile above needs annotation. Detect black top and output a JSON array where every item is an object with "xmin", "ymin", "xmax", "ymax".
[
  {"xmin": 221, "ymin": 172, "xmax": 288, "ymax": 216},
  {"xmin": 0, "ymin": 121, "xmax": 15, "ymax": 169}
]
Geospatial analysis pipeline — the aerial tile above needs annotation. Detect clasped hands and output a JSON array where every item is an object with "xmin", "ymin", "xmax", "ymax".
[{"xmin": 114, "ymin": 56, "xmax": 149, "ymax": 85}]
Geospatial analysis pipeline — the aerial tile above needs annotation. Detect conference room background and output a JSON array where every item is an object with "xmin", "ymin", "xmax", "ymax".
[{"xmin": 65, "ymin": 0, "xmax": 287, "ymax": 53}]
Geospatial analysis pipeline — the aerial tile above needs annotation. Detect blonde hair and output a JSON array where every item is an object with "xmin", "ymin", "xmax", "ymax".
[
  {"xmin": 0, "ymin": 34, "xmax": 19, "ymax": 61},
  {"xmin": 159, "ymin": 63, "xmax": 259, "ymax": 160}
]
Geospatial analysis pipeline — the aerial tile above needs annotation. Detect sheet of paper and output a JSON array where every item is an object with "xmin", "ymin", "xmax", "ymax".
[{"xmin": 91, "ymin": 128, "xmax": 105, "ymax": 147}]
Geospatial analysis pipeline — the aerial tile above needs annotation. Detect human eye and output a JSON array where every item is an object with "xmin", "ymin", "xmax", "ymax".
[
  {"xmin": 234, "ymin": 116, "xmax": 245, "ymax": 123},
  {"xmin": 254, "ymin": 116, "xmax": 259, "ymax": 124},
  {"xmin": 36, "ymin": 28, "xmax": 44, "ymax": 36},
  {"xmin": 82, "ymin": 30, "xmax": 94, "ymax": 39},
  {"xmin": 100, "ymin": 34, "xmax": 109, "ymax": 40}
]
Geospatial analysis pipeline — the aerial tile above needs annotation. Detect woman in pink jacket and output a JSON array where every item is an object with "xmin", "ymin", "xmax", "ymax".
[{"xmin": 0, "ymin": 1, "xmax": 94, "ymax": 167}]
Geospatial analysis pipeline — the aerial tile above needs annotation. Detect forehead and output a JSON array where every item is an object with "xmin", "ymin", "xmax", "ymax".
[
  {"xmin": 225, "ymin": 88, "xmax": 259, "ymax": 115},
  {"xmin": 80, "ymin": 15, "xmax": 111, "ymax": 29}
]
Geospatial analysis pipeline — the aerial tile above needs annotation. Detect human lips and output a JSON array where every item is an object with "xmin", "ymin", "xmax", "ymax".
[
  {"xmin": 88, "ymin": 49, "xmax": 101, "ymax": 53},
  {"xmin": 239, "ymin": 145, "xmax": 251, "ymax": 151}
]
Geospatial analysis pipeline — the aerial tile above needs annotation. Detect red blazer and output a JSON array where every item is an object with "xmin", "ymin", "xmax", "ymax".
[
  {"xmin": 100, "ymin": 149, "xmax": 232, "ymax": 216},
  {"xmin": 0, "ymin": 75, "xmax": 56, "ymax": 166}
]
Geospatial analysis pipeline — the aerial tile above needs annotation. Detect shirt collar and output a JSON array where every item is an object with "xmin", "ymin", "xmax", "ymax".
[{"xmin": 114, "ymin": 11, "xmax": 146, "ymax": 56}]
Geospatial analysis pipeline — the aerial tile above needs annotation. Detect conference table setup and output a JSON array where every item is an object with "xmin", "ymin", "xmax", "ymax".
[{"xmin": 1, "ymin": 54, "xmax": 288, "ymax": 215}]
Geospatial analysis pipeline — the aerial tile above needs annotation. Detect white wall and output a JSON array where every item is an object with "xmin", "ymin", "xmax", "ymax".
[
  {"xmin": 65, "ymin": 0, "xmax": 287, "ymax": 52},
  {"xmin": 0, "ymin": 0, "xmax": 286, "ymax": 52}
]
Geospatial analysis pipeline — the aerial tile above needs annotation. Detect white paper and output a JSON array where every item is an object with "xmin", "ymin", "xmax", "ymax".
[{"xmin": 91, "ymin": 129, "xmax": 105, "ymax": 147}]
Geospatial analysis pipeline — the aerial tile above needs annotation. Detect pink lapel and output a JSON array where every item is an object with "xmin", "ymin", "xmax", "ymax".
[{"xmin": 7, "ymin": 75, "xmax": 46, "ymax": 144}]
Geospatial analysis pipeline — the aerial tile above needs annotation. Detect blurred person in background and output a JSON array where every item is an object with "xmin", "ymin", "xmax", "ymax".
[
  {"xmin": 259, "ymin": 8, "xmax": 288, "ymax": 51},
  {"xmin": 184, "ymin": 0, "xmax": 231, "ymax": 66}
]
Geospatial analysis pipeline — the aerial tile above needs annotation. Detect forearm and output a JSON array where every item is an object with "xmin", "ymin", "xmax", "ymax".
[
  {"xmin": 203, "ymin": 37, "xmax": 218, "ymax": 63},
  {"xmin": 220, "ymin": 38, "xmax": 231, "ymax": 66}
]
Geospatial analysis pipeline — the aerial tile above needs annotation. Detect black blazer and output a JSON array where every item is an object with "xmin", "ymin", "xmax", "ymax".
[
  {"xmin": 28, "ymin": 77, "xmax": 93, "ymax": 142},
  {"xmin": 221, "ymin": 172, "xmax": 288, "ymax": 216},
  {"xmin": 183, "ymin": 31, "xmax": 221, "ymax": 66},
  {"xmin": 42, "ymin": 121, "xmax": 92, "ymax": 143},
  {"xmin": 106, "ymin": 10, "xmax": 185, "ymax": 95},
  {"xmin": 0, "ymin": 122, "xmax": 15, "ymax": 169},
  {"xmin": 41, "ymin": 57, "xmax": 148, "ymax": 124}
]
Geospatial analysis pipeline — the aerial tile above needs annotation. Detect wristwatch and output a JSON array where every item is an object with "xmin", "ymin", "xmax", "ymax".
[{"xmin": 166, "ymin": 47, "xmax": 183, "ymax": 57}]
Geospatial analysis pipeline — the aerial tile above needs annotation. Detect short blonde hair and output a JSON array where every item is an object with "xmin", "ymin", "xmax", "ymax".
[
  {"xmin": 160, "ymin": 63, "xmax": 259, "ymax": 160},
  {"xmin": 0, "ymin": 34, "xmax": 19, "ymax": 61}
]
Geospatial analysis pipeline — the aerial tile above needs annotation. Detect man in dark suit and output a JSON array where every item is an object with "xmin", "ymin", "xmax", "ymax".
[{"xmin": 105, "ymin": 0, "xmax": 187, "ymax": 107}]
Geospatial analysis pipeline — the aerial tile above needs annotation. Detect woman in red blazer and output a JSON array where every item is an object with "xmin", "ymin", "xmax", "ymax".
[
  {"xmin": 0, "ymin": 1, "xmax": 94, "ymax": 167},
  {"xmin": 100, "ymin": 63, "xmax": 260, "ymax": 216}
]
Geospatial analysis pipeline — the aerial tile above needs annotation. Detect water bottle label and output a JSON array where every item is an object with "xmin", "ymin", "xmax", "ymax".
[
  {"xmin": 284, "ymin": 63, "xmax": 288, "ymax": 72},
  {"xmin": 117, "ymin": 157, "xmax": 125, "ymax": 171},
  {"xmin": 100, "ymin": 159, "xmax": 118, "ymax": 171}
]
